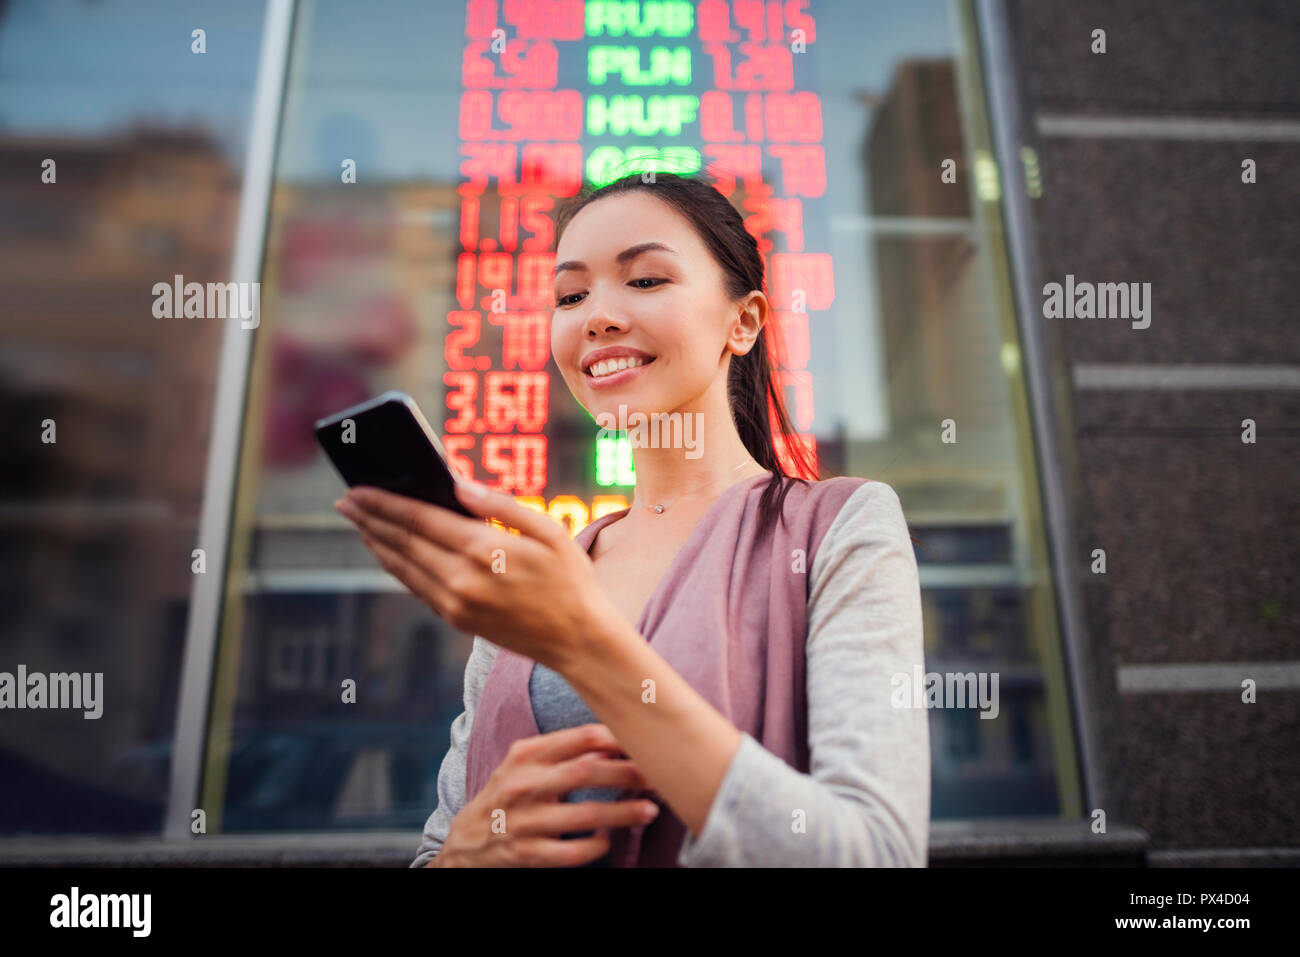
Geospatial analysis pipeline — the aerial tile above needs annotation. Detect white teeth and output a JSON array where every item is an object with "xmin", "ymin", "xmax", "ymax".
[{"xmin": 588, "ymin": 356, "xmax": 650, "ymax": 378}]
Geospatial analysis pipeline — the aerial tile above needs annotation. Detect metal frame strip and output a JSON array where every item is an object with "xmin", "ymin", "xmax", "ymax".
[
  {"xmin": 164, "ymin": 0, "xmax": 297, "ymax": 839},
  {"xmin": 974, "ymin": 0, "xmax": 1106, "ymax": 814}
]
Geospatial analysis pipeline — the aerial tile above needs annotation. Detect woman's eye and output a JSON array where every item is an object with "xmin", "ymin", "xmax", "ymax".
[{"xmin": 555, "ymin": 279, "xmax": 663, "ymax": 306}]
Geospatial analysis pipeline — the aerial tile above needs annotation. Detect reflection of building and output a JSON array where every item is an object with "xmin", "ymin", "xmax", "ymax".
[
  {"xmin": 867, "ymin": 60, "xmax": 1002, "ymax": 438},
  {"xmin": 0, "ymin": 128, "xmax": 237, "ymax": 817},
  {"xmin": 862, "ymin": 63, "xmax": 1062, "ymax": 818}
]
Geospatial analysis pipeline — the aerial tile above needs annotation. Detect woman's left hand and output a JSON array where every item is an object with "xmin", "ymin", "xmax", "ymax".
[{"xmin": 334, "ymin": 481, "xmax": 617, "ymax": 672}]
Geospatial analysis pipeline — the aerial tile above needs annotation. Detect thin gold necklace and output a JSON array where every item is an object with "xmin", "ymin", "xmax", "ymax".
[{"xmin": 638, "ymin": 460, "xmax": 754, "ymax": 514}]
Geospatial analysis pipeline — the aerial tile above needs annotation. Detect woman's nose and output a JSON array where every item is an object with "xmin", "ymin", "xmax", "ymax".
[{"xmin": 581, "ymin": 296, "xmax": 628, "ymax": 338}]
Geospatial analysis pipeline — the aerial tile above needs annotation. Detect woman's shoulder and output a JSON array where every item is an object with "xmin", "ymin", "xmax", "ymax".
[
  {"xmin": 777, "ymin": 474, "xmax": 901, "ymax": 529},
  {"xmin": 820, "ymin": 477, "xmax": 907, "ymax": 532}
]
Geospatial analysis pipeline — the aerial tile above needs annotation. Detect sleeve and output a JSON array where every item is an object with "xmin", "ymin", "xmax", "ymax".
[
  {"xmin": 676, "ymin": 480, "xmax": 931, "ymax": 867},
  {"xmin": 410, "ymin": 634, "xmax": 501, "ymax": 867}
]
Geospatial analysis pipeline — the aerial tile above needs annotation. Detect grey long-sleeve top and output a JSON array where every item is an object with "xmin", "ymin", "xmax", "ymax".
[{"xmin": 410, "ymin": 479, "xmax": 930, "ymax": 867}]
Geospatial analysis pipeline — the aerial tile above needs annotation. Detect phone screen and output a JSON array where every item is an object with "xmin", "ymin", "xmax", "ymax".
[{"xmin": 314, "ymin": 391, "xmax": 475, "ymax": 518}]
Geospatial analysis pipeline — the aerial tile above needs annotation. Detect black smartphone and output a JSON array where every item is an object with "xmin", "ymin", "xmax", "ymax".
[{"xmin": 314, "ymin": 390, "xmax": 476, "ymax": 518}]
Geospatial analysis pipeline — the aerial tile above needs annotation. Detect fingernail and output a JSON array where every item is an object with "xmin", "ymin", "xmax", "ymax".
[
  {"xmin": 457, "ymin": 480, "xmax": 487, "ymax": 499},
  {"xmin": 642, "ymin": 803, "xmax": 659, "ymax": 820}
]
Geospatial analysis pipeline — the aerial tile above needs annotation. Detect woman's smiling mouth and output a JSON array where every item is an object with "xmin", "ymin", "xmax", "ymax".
[{"xmin": 584, "ymin": 355, "xmax": 657, "ymax": 387}]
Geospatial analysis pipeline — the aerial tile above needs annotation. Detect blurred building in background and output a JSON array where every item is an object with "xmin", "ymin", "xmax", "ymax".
[{"xmin": 0, "ymin": 0, "xmax": 1294, "ymax": 866}]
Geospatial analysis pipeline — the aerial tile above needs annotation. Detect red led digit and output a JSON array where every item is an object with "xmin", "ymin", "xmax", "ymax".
[
  {"xmin": 701, "ymin": 91, "xmax": 744, "ymax": 142},
  {"xmin": 540, "ymin": 90, "xmax": 583, "ymax": 139},
  {"xmin": 462, "ymin": 40, "xmax": 497, "ymax": 88},
  {"xmin": 515, "ymin": 253, "xmax": 556, "ymax": 309},
  {"xmin": 483, "ymin": 434, "xmax": 548, "ymax": 494},
  {"xmin": 767, "ymin": 311, "xmax": 810, "ymax": 369},
  {"xmin": 457, "ymin": 252, "xmax": 557, "ymax": 312},
  {"xmin": 498, "ymin": 90, "xmax": 583, "ymax": 140},
  {"xmin": 703, "ymin": 144, "xmax": 763, "ymax": 196},
  {"xmin": 496, "ymin": 90, "xmax": 532, "ymax": 139},
  {"xmin": 702, "ymin": 44, "xmax": 733, "ymax": 90},
  {"xmin": 768, "ymin": 0, "xmax": 785, "ymax": 44},
  {"xmin": 460, "ymin": 40, "xmax": 562, "ymax": 91},
  {"xmin": 736, "ymin": 43, "xmax": 793, "ymax": 91},
  {"xmin": 476, "ymin": 252, "xmax": 513, "ymax": 310},
  {"xmin": 520, "ymin": 144, "xmax": 582, "ymax": 196},
  {"xmin": 742, "ymin": 194, "xmax": 773, "ymax": 254},
  {"xmin": 465, "ymin": 0, "xmax": 497, "ymax": 38},
  {"xmin": 784, "ymin": 0, "xmax": 816, "ymax": 43},
  {"xmin": 697, "ymin": 0, "xmax": 735, "ymax": 43},
  {"xmin": 484, "ymin": 371, "xmax": 549, "ymax": 432},
  {"xmin": 744, "ymin": 92, "xmax": 764, "ymax": 140},
  {"xmin": 500, "ymin": 196, "xmax": 518, "ymax": 251},
  {"xmin": 458, "ymin": 90, "xmax": 494, "ymax": 140},
  {"xmin": 519, "ymin": 195, "xmax": 555, "ymax": 252},
  {"xmin": 772, "ymin": 430, "xmax": 817, "ymax": 479},
  {"xmin": 456, "ymin": 252, "xmax": 478, "ymax": 309},
  {"xmin": 486, "ymin": 311, "xmax": 551, "ymax": 371},
  {"xmin": 468, "ymin": 143, "xmax": 516, "ymax": 188},
  {"xmin": 503, "ymin": 40, "xmax": 558, "ymax": 88},
  {"xmin": 769, "ymin": 145, "xmax": 826, "ymax": 197},
  {"xmin": 441, "ymin": 434, "xmax": 477, "ymax": 481},
  {"xmin": 503, "ymin": 0, "xmax": 583, "ymax": 40},
  {"xmin": 458, "ymin": 145, "xmax": 489, "ymax": 194},
  {"xmin": 770, "ymin": 253, "xmax": 835, "ymax": 311},
  {"xmin": 741, "ymin": 194, "xmax": 795, "ymax": 255},
  {"xmin": 747, "ymin": 196, "xmax": 803, "ymax": 251},
  {"xmin": 734, "ymin": 0, "xmax": 766, "ymax": 41},
  {"xmin": 459, "ymin": 195, "xmax": 480, "ymax": 249},
  {"xmin": 445, "ymin": 311, "xmax": 483, "ymax": 370},
  {"xmin": 444, "ymin": 371, "xmax": 480, "ymax": 433},
  {"xmin": 766, "ymin": 92, "xmax": 822, "ymax": 142}
]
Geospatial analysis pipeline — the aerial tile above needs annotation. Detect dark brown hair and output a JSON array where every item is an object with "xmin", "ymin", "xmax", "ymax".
[{"xmin": 554, "ymin": 171, "xmax": 825, "ymax": 541}]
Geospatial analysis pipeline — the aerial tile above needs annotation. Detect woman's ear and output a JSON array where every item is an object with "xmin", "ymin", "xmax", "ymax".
[{"xmin": 726, "ymin": 290, "xmax": 768, "ymax": 357}]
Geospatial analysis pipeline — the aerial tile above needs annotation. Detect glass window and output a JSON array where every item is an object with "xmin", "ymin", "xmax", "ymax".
[
  {"xmin": 207, "ymin": 0, "xmax": 1082, "ymax": 833},
  {"xmin": 0, "ymin": 0, "xmax": 268, "ymax": 834}
]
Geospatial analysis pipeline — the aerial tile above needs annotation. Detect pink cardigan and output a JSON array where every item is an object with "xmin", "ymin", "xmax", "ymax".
[{"xmin": 463, "ymin": 472, "xmax": 870, "ymax": 867}]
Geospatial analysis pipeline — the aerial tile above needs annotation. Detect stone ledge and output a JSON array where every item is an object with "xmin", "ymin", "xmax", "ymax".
[
  {"xmin": 928, "ymin": 818, "xmax": 1149, "ymax": 867},
  {"xmin": 1147, "ymin": 847, "xmax": 1300, "ymax": 868},
  {"xmin": 0, "ymin": 832, "xmax": 421, "ymax": 868},
  {"xmin": 0, "ymin": 819, "xmax": 1153, "ymax": 867}
]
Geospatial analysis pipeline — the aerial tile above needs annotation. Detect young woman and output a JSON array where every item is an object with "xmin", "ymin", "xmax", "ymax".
[{"xmin": 335, "ymin": 172, "xmax": 929, "ymax": 867}]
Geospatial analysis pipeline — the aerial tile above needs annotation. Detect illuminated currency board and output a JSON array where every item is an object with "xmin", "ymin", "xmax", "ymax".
[{"xmin": 453, "ymin": 0, "xmax": 829, "ymax": 533}]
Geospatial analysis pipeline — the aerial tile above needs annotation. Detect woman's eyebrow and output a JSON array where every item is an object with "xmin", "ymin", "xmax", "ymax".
[{"xmin": 553, "ymin": 241, "xmax": 680, "ymax": 278}]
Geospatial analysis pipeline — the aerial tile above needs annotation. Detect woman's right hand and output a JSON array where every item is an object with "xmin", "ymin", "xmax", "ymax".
[{"xmin": 429, "ymin": 723, "xmax": 659, "ymax": 867}]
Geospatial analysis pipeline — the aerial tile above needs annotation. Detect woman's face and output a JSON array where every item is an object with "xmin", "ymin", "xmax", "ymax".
[{"xmin": 551, "ymin": 190, "xmax": 758, "ymax": 422}]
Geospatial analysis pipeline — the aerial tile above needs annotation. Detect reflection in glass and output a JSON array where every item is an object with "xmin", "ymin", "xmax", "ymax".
[
  {"xmin": 0, "ymin": 0, "xmax": 265, "ymax": 834},
  {"xmin": 207, "ymin": 0, "xmax": 1082, "ymax": 835}
]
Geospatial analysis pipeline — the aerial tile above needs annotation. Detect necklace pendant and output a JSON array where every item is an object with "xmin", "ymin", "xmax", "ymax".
[{"xmin": 652, "ymin": 504, "xmax": 665, "ymax": 513}]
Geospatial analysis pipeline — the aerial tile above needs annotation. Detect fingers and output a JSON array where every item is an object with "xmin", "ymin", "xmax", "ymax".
[
  {"xmin": 453, "ymin": 480, "xmax": 568, "ymax": 548},
  {"xmin": 513, "ymin": 834, "xmax": 612, "ymax": 868},
  {"xmin": 496, "ymin": 752, "xmax": 645, "ymax": 806},
  {"xmin": 533, "ymin": 753, "xmax": 649, "ymax": 801},
  {"xmin": 344, "ymin": 486, "xmax": 485, "ymax": 553},
  {"xmin": 525, "ymin": 799, "xmax": 660, "ymax": 838},
  {"xmin": 343, "ymin": 487, "xmax": 551, "ymax": 595},
  {"xmin": 343, "ymin": 499, "xmax": 461, "ymax": 584},
  {"xmin": 516, "ymin": 723, "xmax": 626, "ymax": 766}
]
